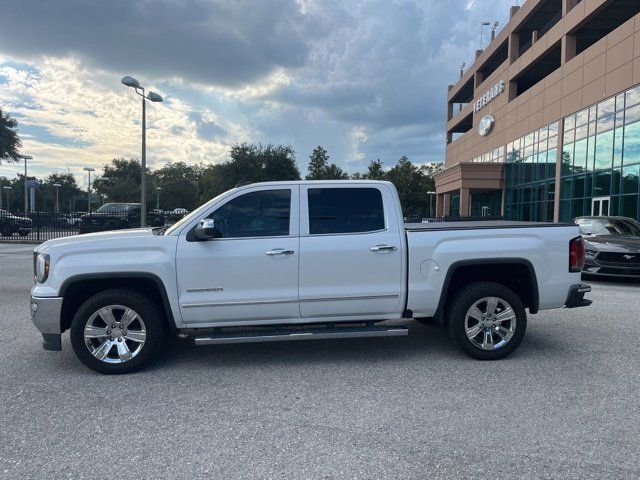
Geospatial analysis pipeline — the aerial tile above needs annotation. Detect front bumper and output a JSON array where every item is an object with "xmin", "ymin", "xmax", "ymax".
[
  {"xmin": 564, "ymin": 283, "xmax": 592, "ymax": 308},
  {"xmin": 583, "ymin": 255, "xmax": 640, "ymax": 277},
  {"xmin": 30, "ymin": 296, "xmax": 63, "ymax": 351}
]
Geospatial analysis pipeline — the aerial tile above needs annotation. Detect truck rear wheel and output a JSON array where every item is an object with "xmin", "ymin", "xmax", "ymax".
[
  {"xmin": 447, "ymin": 282, "xmax": 526, "ymax": 360},
  {"xmin": 70, "ymin": 289, "xmax": 165, "ymax": 374}
]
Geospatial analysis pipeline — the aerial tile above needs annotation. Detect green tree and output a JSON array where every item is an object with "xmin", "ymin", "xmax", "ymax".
[
  {"xmin": 385, "ymin": 156, "xmax": 433, "ymax": 217},
  {"xmin": 307, "ymin": 146, "xmax": 330, "ymax": 180},
  {"xmin": 41, "ymin": 173, "xmax": 82, "ymax": 212},
  {"xmin": 151, "ymin": 162, "xmax": 203, "ymax": 211},
  {"xmin": 0, "ymin": 109, "xmax": 21, "ymax": 164},
  {"xmin": 306, "ymin": 146, "xmax": 348, "ymax": 180},
  {"xmin": 199, "ymin": 143, "xmax": 301, "ymax": 203},
  {"xmin": 364, "ymin": 159, "xmax": 386, "ymax": 180},
  {"xmin": 324, "ymin": 163, "xmax": 349, "ymax": 179},
  {"xmin": 94, "ymin": 158, "xmax": 153, "ymax": 205}
]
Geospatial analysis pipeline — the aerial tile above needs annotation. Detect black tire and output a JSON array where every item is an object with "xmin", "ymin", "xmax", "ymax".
[
  {"xmin": 0, "ymin": 224, "xmax": 13, "ymax": 237},
  {"xmin": 70, "ymin": 289, "xmax": 166, "ymax": 374},
  {"xmin": 447, "ymin": 282, "xmax": 527, "ymax": 360}
]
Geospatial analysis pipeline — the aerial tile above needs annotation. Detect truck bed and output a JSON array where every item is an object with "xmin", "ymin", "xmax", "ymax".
[{"xmin": 405, "ymin": 220, "xmax": 573, "ymax": 232}]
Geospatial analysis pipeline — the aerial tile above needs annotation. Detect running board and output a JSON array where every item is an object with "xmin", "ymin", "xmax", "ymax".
[{"xmin": 193, "ymin": 325, "xmax": 408, "ymax": 346}]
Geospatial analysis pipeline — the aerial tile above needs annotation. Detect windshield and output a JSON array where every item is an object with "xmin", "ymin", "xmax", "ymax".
[
  {"xmin": 164, "ymin": 189, "xmax": 235, "ymax": 235},
  {"xmin": 96, "ymin": 203, "xmax": 133, "ymax": 213},
  {"xmin": 576, "ymin": 218, "xmax": 640, "ymax": 236}
]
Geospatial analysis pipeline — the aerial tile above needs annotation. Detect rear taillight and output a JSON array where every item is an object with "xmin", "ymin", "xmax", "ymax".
[{"xmin": 569, "ymin": 237, "xmax": 585, "ymax": 272}]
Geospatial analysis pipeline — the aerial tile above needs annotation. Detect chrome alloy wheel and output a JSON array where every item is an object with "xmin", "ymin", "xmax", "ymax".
[
  {"xmin": 83, "ymin": 305, "xmax": 147, "ymax": 364},
  {"xmin": 464, "ymin": 297, "xmax": 516, "ymax": 351}
]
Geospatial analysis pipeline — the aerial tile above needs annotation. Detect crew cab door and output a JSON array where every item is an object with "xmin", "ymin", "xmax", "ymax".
[
  {"xmin": 176, "ymin": 186, "xmax": 300, "ymax": 325},
  {"xmin": 298, "ymin": 184, "xmax": 405, "ymax": 319}
]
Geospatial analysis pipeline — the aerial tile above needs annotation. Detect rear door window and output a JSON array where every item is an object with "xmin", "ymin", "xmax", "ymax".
[{"xmin": 308, "ymin": 188, "xmax": 385, "ymax": 235}]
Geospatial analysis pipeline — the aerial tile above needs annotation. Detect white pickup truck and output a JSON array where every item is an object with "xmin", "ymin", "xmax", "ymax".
[{"xmin": 30, "ymin": 181, "xmax": 591, "ymax": 374}]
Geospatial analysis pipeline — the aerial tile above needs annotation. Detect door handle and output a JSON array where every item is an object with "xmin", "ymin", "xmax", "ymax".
[
  {"xmin": 266, "ymin": 249, "xmax": 295, "ymax": 256},
  {"xmin": 370, "ymin": 244, "xmax": 397, "ymax": 252}
]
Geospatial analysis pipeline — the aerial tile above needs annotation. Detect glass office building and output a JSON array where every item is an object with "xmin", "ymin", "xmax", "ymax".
[
  {"xmin": 558, "ymin": 84, "xmax": 640, "ymax": 221},
  {"xmin": 437, "ymin": 0, "xmax": 640, "ymax": 222}
]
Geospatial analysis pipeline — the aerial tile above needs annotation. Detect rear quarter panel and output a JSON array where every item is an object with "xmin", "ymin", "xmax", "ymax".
[{"xmin": 406, "ymin": 225, "xmax": 582, "ymax": 317}]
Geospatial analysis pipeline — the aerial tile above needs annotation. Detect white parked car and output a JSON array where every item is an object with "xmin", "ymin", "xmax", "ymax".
[{"xmin": 30, "ymin": 181, "xmax": 591, "ymax": 373}]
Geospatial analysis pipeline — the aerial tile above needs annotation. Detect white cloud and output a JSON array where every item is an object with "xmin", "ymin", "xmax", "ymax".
[
  {"xmin": 0, "ymin": 56, "xmax": 243, "ymax": 186},
  {"xmin": 0, "ymin": 0, "xmax": 517, "ymax": 183}
]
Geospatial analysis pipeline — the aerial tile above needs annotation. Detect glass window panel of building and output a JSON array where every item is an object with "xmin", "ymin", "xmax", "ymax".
[
  {"xmin": 559, "ymin": 84, "xmax": 640, "ymax": 221},
  {"xmin": 504, "ymin": 122, "xmax": 559, "ymax": 221}
]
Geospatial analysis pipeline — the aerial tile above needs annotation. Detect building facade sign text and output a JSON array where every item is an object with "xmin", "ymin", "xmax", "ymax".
[{"xmin": 473, "ymin": 80, "xmax": 505, "ymax": 113}]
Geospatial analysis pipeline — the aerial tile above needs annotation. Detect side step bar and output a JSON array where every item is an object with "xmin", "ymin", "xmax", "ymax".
[{"xmin": 194, "ymin": 325, "xmax": 408, "ymax": 346}]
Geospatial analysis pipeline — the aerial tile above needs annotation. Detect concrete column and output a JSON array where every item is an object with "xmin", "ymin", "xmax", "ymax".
[
  {"xmin": 443, "ymin": 194, "xmax": 451, "ymax": 217},
  {"xmin": 561, "ymin": 34, "xmax": 576, "ymax": 65},
  {"xmin": 508, "ymin": 33, "xmax": 519, "ymax": 63},
  {"xmin": 553, "ymin": 119, "xmax": 565, "ymax": 222},
  {"xmin": 532, "ymin": 30, "xmax": 538, "ymax": 45},
  {"xmin": 435, "ymin": 194, "xmax": 444, "ymax": 217},
  {"xmin": 447, "ymin": 101, "xmax": 454, "ymax": 121},
  {"xmin": 562, "ymin": 0, "xmax": 577, "ymax": 16},
  {"xmin": 460, "ymin": 188, "xmax": 470, "ymax": 217}
]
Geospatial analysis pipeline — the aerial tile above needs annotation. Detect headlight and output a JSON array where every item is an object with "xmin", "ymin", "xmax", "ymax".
[
  {"xmin": 585, "ymin": 249, "xmax": 598, "ymax": 256},
  {"xmin": 35, "ymin": 253, "xmax": 50, "ymax": 283}
]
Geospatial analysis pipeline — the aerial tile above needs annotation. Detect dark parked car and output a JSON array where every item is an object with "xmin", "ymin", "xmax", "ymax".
[
  {"xmin": 575, "ymin": 216, "xmax": 640, "ymax": 278},
  {"xmin": 78, "ymin": 203, "xmax": 163, "ymax": 234},
  {"xmin": 0, "ymin": 209, "xmax": 33, "ymax": 237}
]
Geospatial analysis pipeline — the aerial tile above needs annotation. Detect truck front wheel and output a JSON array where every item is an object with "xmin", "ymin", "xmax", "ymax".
[
  {"xmin": 70, "ymin": 289, "xmax": 166, "ymax": 374},
  {"xmin": 447, "ymin": 282, "xmax": 527, "ymax": 360}
]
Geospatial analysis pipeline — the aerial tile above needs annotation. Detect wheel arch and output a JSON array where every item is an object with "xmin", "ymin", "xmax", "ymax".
[
  {"xmin": 59, "ymin": 273, "xmax": 177, "ymax": 334},
  {"xmin": 436, "ymin": 258, "xmax": 539, "ymax": 322}
]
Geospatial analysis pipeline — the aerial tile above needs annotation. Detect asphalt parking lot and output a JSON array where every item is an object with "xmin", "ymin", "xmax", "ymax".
[{"xmin": 1, "ymin": 243, "xmax": 639, "ymax": 480}]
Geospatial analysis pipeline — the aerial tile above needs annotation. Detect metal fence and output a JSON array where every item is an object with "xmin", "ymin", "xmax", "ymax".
[
  {"xmin": 1, "ymin": 209, "xmax": 506, "ymax": 243},
  {"xmin": 0, "ymin": 210, "xmax": 185, "ymax": 243}
]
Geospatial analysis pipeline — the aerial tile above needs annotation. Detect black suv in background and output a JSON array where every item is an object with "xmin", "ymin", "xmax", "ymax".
[
  {"xmin": 0, "ymin": 209, "xmax": 33, "ymax": 237},
  {"xmin": 78, "ymin": 203, "xmax": 163, "ymax": 234}
]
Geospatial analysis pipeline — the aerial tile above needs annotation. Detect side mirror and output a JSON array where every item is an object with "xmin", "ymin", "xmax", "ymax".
[{"xmin": 193, "ymin": 218, "xmax": 222, "ymax": 240}]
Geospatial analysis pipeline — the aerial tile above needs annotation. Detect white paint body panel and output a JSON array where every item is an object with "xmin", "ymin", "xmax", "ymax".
[{"xmin": 31, "ymin": 181, "xmax": 583, "ymax": 332}]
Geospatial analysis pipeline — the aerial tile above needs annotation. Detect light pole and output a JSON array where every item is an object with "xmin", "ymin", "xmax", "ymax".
[
  {"xmin": 3, "ymin": 186, "xmax": 12, "ymax": 211},
  {"xmin": 427, "ymin": 191, "xmax": 436, "ymax": 218},
  {"xmin": 156, "ymin": 187, "xmax": 161, "ymax": 210},
  {"xmin": 17, "ymin": 154, "xmax": 33, "ymax": 214},
  {"xmin": 121, "ymin": 75, "xmax": 163, "ymax": 227},
  {"xmin": 83, "ymin": 167, "xmax": 95, "ymax": 214},
  {"xmin": 53, "ymin": 183, "xmax": 62, "ymax": 213},
  {"xmin": 0, "ymin": 177, "xmax": 5, "ymax": 210}
]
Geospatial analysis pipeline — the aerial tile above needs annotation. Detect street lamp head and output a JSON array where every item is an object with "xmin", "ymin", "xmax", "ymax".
[
  {"xmin": 3, "ymin": 186, "xmax": 12, "ymax": 191},
  {"xmin": 147, "ymin": 91, "xmax": 163, "ymax": 103},
  {"xmin": 53, "ymin": 183, "xmax": 62, "ymax": 187},
  {"xmin": 83, "ymin": 167, "xmax": 96, "ymax": 172},
  {"xmin": 17, "ymin": 154, "xmax": 33, "ymax": 160},
  {"xmin": 121, "ymin": 75, "xmax": 141, "ymax": 89}
]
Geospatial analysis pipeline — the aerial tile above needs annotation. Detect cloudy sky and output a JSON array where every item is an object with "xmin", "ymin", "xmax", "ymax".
[{"xmin": 0, "ymin": 0, "xmax": 515, "ymax": 186}]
